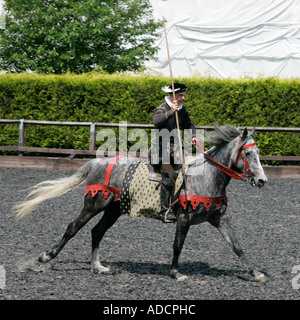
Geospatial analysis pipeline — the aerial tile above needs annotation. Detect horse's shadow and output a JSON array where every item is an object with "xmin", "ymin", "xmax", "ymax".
[
  {"xmin": 105, "ymin": 260, "xmax": 250, "ymax": 281},
  {"xmin": 23, "ymin": 257, "xmax": 256, "ymax": 281}
]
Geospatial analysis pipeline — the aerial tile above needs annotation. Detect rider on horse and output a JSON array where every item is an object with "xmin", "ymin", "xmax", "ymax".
[{"xmin": 151, "ymin": 83, "xmax": 196, "ymax": 223}]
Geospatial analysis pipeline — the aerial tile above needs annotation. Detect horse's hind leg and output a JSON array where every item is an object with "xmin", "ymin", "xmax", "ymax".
[
  {"xmin": 209, "ymin": 213, "xmax": 267, "ymax": 282},
  {"xmin": 91, "ymin": 201, "xmax": 121, "ymax": 273},
  {"xmin": 38, "ymin": 195, "xmax": 111, "ymax": 263}
]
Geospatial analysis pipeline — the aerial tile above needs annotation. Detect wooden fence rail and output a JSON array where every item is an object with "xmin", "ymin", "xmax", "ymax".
[{"xmin": 0, "ymin": 119, "xmax": 300, "ymax": 162}]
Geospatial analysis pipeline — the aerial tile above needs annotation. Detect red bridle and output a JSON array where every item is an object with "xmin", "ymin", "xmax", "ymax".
[
  {"xmin": 234, "ymin": 137, "xmax": 256, "ymax": 175},
  {"xmin": 193, "ymin": 137, "xmax": 256, "ymax": 181}
]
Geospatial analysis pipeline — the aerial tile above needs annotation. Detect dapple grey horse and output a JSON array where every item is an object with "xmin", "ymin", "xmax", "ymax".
[{"xmin": 13, "ymin": 125, "xmax": 267, "ymax": 282}]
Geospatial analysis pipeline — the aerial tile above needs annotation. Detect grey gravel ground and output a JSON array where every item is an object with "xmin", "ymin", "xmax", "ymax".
[{"xmin": 0, "ymin": 167, "xmax": 299, "ymax": 300}]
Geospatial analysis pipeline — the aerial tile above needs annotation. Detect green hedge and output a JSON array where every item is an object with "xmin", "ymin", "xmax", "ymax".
[{"xmin": 0, "ymin": 73, "xmax": 299, "ymax": 161}]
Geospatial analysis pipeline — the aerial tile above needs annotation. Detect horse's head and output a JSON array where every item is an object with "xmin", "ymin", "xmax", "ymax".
[{"xmin": 233, "ymin": 128, "xmax": 267, "ymax": 188}]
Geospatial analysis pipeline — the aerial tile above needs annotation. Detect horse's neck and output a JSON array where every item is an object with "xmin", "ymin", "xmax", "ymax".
[{"xmin": 186, "ymin": 141, "xmax": 236, "ymax": 197}]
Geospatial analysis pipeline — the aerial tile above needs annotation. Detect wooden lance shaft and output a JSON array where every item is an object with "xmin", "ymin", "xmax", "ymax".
[{"xmin": 163, "ymin": 17, "xmax": 186, "ymax": 172}]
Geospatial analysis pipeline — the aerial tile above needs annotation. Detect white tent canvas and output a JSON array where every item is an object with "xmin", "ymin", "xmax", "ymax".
[{"xmin": 147, "ymin": 0, "xmax": 300, "ymax": 78}]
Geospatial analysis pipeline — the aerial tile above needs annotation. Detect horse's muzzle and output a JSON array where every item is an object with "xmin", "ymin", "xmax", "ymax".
[{"xmin": 252, "ymin": 176, "xmax": 267, "ymax": 188}]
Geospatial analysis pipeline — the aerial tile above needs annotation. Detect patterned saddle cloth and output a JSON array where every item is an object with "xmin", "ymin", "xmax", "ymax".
[{"xmin": 120, "ymin": 161, "xmax": 183, "ymax": 220}]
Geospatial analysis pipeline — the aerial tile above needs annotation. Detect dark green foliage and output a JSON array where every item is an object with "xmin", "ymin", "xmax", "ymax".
[
  {"xmin": 0, "ymin": 74, "xmax": 299, "ymax": 161},
  {"xmin": 0, "ymin": 0, "xmax": 162, "ymax": 74},
  {"xmin": 184, "ymin": 77, "xmax": 300, "ymax": 159}
]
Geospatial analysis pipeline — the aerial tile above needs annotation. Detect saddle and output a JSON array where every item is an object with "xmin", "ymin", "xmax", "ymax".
[
  {"xmin": 147, "ymin": 163, "xmax": 162, "ymax": 182},
  {"xmin": 120, "ymin": 161, "xmax": 183, "ymax": 219}
]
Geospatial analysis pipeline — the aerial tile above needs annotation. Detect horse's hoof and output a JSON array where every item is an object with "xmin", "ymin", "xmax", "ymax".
[
  {"xmin": 171, "ymin": 270, "xmax": 188, "ymax": 281},
  {"xmin": 38, "ymin": 252, "xmax": 51, "ymax": 263},
  {"xmin": 91, "ymin": 265, "xmax": 110, "ymax": 274},
  {"xmin": 177, "ymin": 274, "xmax": 188, "ymax": 281},
  {"xmin": 255, "ymin": 273, "xmax": 267, "ymax": 282}
]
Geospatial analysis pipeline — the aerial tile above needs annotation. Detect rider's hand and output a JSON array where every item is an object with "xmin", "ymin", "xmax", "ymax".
[
  {"xmin": 192, "ymin": 137, "xmax": 204, "ymax": 152},
  {"xmin": 171, "ymin": 100, "xmax": 179, "ymax": 114}
]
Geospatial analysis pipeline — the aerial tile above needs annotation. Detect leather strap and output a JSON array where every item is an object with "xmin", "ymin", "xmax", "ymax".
[
  {"xmin": 204, "ymin": 153, "xmax": 250, "ymax": 180},
  {"xmin": 104, "ymin": 154, "xmax": 123, "ymax": 185},
  {"xmin": 84, "ymin": 154, "xmax": 123, "ymax": 200},
  {"xmin": 193, "ymin": 137, "xmax": 254, "ymax": 181},
  {"xmin": 235, "ymin": 140, "xmax": 256, "ymax": 167},
  {"xmin": 84, "ymin": 184, "xmax": 120, "ymax": 200},
  {"xmin": 179, "ymin": 194, "xmax": 228, "ymax": 211}
]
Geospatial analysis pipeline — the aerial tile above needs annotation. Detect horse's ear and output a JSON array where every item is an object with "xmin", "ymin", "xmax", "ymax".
[{"xmin": 241, "ymin": 127, "xmax": 248, "ymax": 141}]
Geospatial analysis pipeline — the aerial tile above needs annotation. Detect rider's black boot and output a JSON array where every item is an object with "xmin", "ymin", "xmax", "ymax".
[{"xmin": 160, "ymin": 184, "xmax": 177, "ymax": 223}]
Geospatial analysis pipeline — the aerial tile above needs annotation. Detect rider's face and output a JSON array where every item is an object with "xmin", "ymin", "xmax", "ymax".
[{"xmin": 171, "ymin": 92, "xmax": 186, "ymax": 105}]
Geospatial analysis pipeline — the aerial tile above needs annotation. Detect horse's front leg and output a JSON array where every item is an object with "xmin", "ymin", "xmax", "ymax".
[
  {"xmin": 209, "ymin": 213, "xmax": 267, "ymax": 282},
  {"xmin": 170, "ymin": 210, "xmax": 190, "ymax": 281}
]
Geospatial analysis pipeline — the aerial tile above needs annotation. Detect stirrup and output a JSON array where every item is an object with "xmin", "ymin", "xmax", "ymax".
[{"xmin": 162, "ymin": 209, "xmax": 177, "ymax": 223}]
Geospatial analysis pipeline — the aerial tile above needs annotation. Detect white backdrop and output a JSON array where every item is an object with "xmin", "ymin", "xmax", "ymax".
[{"xmin": 147, "ymin": 0, "xmax": 300, "ymax": 78}]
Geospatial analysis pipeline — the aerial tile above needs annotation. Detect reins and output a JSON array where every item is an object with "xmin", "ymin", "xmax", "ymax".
[{"xmin": 193, "ymin": 137, "xmax": 255, "ymax": 181}]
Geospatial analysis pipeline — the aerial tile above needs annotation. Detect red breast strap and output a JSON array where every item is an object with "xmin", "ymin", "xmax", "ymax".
[{"xmin": 179, "ymin": 194, "xmax": 228, "ymax": 211}]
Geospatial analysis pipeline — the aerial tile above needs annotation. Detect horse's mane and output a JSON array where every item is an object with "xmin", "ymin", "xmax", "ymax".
[{"xmin": 205, "ymin": 124, "xmax": 241, "ymax": 147}]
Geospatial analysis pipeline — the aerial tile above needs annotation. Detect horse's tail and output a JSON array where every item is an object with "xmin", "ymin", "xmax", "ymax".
[{"xmin": 13, "ymin": 159, "xmax": 98, "ymax": 221}]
